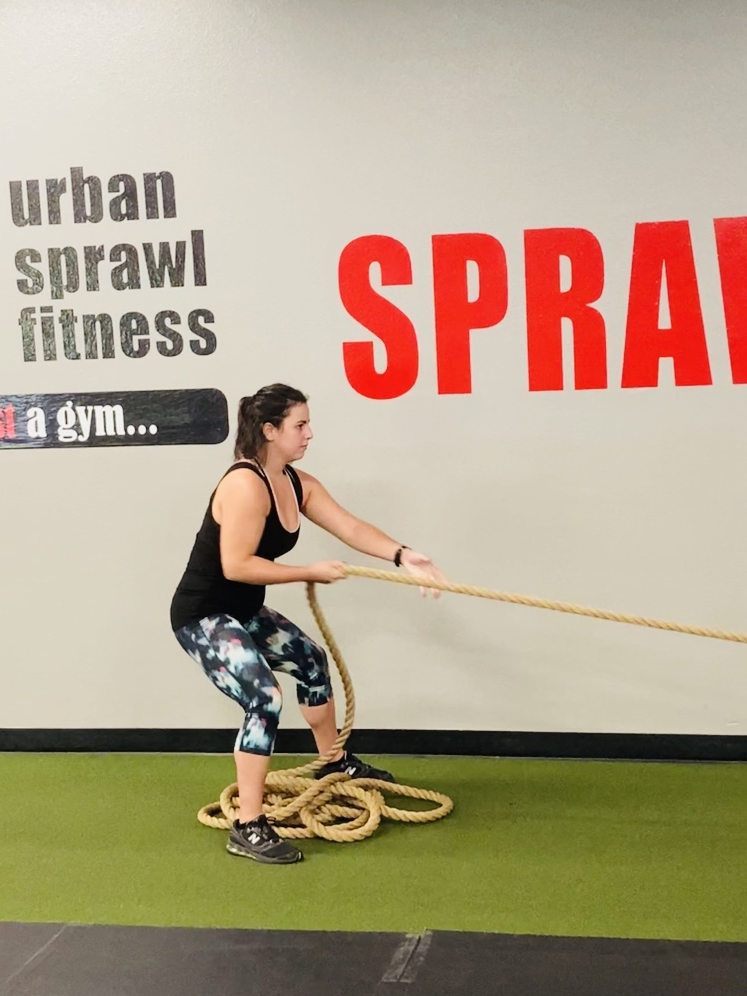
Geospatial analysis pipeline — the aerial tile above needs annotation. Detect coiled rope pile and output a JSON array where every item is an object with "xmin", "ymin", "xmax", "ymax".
[{"xmin": 198, "ymin": 565, "xmax": 747, "ymax": 842}]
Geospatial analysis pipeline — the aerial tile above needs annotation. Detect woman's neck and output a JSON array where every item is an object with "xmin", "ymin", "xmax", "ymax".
[{"xmin": 250, "ymin": 451, "xmax": 287, "ymax": 478}]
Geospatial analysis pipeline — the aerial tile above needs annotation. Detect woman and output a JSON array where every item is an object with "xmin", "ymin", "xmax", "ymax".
[{"xmin": 170, "ymin": 383, "xmax": 444, "ymax": 865}]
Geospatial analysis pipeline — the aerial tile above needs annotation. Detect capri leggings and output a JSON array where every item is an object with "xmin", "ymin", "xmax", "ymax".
[{"xmin": 174, "ymin": 607, "xmax": 333, "ymax": 756}]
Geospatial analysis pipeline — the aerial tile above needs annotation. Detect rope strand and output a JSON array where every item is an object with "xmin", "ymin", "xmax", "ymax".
[{"xmin": 342, "ymin": 565, "xmax": 747, "ymax": 644}]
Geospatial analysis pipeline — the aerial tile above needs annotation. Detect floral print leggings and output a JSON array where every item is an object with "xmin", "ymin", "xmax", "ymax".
[{"xmin": 174, "ymin": 607, "xmax": 333, "ymax": 756}]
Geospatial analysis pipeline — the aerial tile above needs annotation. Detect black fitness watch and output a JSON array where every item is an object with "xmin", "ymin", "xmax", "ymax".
[{"xmin": 393, "ymin": 546, "xmax": 410, "ymax": 568}]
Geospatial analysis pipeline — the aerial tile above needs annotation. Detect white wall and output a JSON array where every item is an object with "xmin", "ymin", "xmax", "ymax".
[{"xmin": 1, "ymin": 0, "xmax": 746, "ymax": 736}]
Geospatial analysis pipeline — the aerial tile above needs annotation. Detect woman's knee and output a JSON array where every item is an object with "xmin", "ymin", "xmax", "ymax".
[
  {"xmin": 235, "ymin": 711, "xmax": 279, "ymax": 755},
  {"xmin": 257, "ymin": 674, "xmax": 283, "ymax": 716},
  {"xmin": 296, "ymin": 652, "xmax": 333, "ymax": 707},
  {"xmin": 235, "ymin": 674, "xmax": 283, "ymax": 755}
]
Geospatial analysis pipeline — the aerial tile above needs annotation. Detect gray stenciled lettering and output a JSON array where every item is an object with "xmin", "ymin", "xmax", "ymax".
[
  {"xmin": 15, "ymin": 240, "xmax": 203, "ymax": 295},
  {"xmin": 120, "ymin": 312, "xmax": 150, "ymax": 358},
  {"xmin": 191, "ymin": 230, "xmax": 207, "ymax": 285},
  {"xmin": 45, "ymin": 177, "xmax": 67, "ymax": 225},
  {"xmin": 10, "ymin": 166, "xmax": 219, "ymax": 363},
  {"xmin": 71, "ymin": 167, "xmax": 103, "ymax": 224},
  {"xmin": 9, "ymin": 180, "xmax": 42, "ymax": 227},
  {"xmin": 48, "ymin": 247, "xmax": 80, "ymax": 300},
  {"xmin": 19, "ymin": 309, "xmax": 37, "ymax": 362},
  {"xmin": 59, "ymin": 309, "xmax": 81, "ymax": 360},
  {"xmin": 110, "ymin": 244, "xmax": 142, "ymax": 291},
  {"xmin": 18, "ymin": 306, "xmax": 218, "ymax": 362},
  {"xmin": 83, "ymin": 314, "xmax": 115, "ymax": 359},
  {"xmin": 84, "ymin": 245, "xmax": 105, "ymax": 290},
  {"xmin": 15, "ymin": 249, "xmax": 44, "ymax": 294},
  {"xmin": 143, "ymin": 242, "xmax": 186, "ymax": 287},
  {"xmin": 40, "ymin": 307, "xmax": 56, "ymax": 361},
  {"xmin": 108, "ymin": 174, "xmax": 140, "ymax": 221},
  {"xmin": 155, "ymin": 310, "xmax": 184, "ymax": 356},
  {"xmin": 143, "ymin": 171, "xmax": 176, "ymax": 220},
  {"xmin": 11, "ymin": 169, "xmax": 176, "ymax": 225},
  {"xmin": 188, "ymin": 309, "xmax": 217, "ymax": 356}
]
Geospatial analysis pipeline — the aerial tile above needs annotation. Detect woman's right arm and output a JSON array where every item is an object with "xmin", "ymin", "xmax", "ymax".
[{"xmin": 217, "ymin": 471, "xmax": 345, "ymax": 585}]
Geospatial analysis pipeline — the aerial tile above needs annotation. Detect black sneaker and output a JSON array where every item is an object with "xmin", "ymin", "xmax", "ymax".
[
  {"xmin": 226, "ymin": 814, "xmax": 303, "ymax": 864},
  {"xmin": 314, "ymin": 751, "xmax": 396, "ymax": 783}
]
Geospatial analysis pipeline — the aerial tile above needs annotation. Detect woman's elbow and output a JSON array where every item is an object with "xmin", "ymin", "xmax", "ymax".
[{"xmin": 222, "ymin": 558, "xmax": 245, "ymax": 582}]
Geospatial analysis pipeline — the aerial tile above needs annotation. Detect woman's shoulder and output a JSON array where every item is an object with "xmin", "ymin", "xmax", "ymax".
[
  {"xmin": 291, "ymin": 466, "xmax": 319, "ymax": 487},
  {"xmin": 215, "ymin": 462, "xmax": 270, "ymax": 501}
]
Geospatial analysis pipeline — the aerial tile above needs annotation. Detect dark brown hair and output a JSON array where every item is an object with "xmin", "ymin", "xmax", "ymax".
[{"xmin": 234, "ymin": 383, "xmax": 308, "ymax": 460}]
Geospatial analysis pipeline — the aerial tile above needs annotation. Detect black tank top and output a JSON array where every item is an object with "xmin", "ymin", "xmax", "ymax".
[{"xmin": 169, "ymin": 461, "xmax": 303, "ymax": 631}]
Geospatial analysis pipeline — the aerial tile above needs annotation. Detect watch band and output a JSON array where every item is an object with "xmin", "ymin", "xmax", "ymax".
[{"xmin": 394, "ymin": 546, "xmax": 410, "ymax": 567}]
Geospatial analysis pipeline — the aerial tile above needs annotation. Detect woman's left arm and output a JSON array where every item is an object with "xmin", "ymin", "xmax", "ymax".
[{"xmin": 297, "ymin": 471, "xmax": 446, "ymax": 596}]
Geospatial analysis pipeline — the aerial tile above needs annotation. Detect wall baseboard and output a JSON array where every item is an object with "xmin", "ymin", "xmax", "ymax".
[{"xmin": 1, "ymin": 729, "xmax": 745, "ymax": 761}]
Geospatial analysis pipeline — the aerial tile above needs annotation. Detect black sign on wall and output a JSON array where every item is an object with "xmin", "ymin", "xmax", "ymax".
[{"xmin": 0, "ymin": 388, "xmax": 229, "ymax": 448}]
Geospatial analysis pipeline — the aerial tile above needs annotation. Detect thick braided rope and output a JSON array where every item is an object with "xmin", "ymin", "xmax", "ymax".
[
  {"xmin": 196, "ymin": 578, "xmax": 454, "ymax": 841},
  {"xmin": 342, "ymin": 565, "xmax": 747, "ymax": 644},
  {"xmin": 198, "ymin": 562, "xmax": 746, "ymax": 842}
]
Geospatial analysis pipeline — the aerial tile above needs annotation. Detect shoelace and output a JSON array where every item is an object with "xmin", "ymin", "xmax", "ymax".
[
  {"xmin": 257, "ymin": 816, "xmax": 283, "ymax": 842},
  {"xmin": 344, "ymin": 754, "xmax": 380, "ymax": 777},
  {"xmin": 324, "ymin": 754, "xmax": 377, "ymax": 778},
  {"xmin": 241, "ymin": 815, "xmax": 281, "ymax": 843}
]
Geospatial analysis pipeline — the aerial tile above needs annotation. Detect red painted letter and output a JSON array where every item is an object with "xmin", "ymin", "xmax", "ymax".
[
  {"xmin": 622, "ymin": 221, "xmax": 712, "ymax": 388},
  {"xmin": 0, "ymin": 405, "xmax": 16, "ymax": 440},
  {"xmin": 524, "ymin": 228, "xmax": 606, "ymax": 391},
  {"xmin": 714, "ymin": 216, "xmax": 747, "ymax": 384},
  {"xmin": 432, "ymin": 233, "xmax": 508, "ymax": 395},
  {"xmin": 338, "ymin": 236, "xmax": 418, "ymax": 401}
]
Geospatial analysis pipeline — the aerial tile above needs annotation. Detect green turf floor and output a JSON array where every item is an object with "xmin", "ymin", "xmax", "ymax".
[{"xmin": 1, "ymin": 753, "xmax": 745, "ymax": 941}]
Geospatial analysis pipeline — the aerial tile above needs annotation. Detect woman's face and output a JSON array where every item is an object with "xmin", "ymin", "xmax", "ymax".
[{"xmin": 265, "ymin": 403, "xmax": 313, "ymax": 462}]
